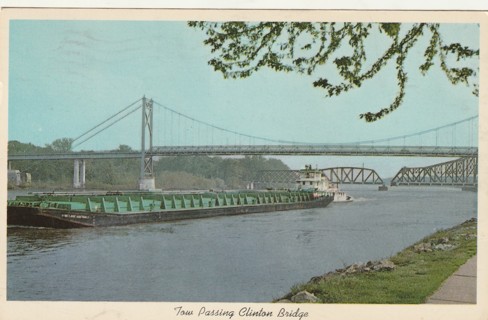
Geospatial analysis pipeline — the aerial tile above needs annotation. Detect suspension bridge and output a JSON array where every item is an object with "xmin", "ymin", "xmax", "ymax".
[{"xmin": 7, "ymin": 96, "xmax": 479, "ymax": 189}]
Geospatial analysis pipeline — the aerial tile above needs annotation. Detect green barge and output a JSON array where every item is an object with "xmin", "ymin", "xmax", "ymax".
[{"xmin": 7, "ymin": 190, "xmax": 334, "ymax": 228}]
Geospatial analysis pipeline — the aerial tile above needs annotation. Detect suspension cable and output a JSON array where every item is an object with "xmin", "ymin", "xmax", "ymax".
[
  {"xmin": 153, "ymin": 100, "xmax": 477, "ymax": 146},
  {"xmin": 344, "ymin": 115, "xmax": 478, "ymax": 145},
  {"xmin": 72, "ymin": 105, "xmax": 141, "ymax": 149},
  {"xmin": 71, "ymin": 97, "xmax": 478, "ymax": 148},
  {"xmin": 153, "ymin": 100, "xmax": 316, "ymax": 145},
  {"xmin": 72, "ymin": 98, "xmax": 142, "ymax": 143}
]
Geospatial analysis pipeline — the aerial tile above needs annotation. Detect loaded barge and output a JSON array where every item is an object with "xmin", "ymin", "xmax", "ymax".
[
  {"xmin": 7, "ymin": 190, "xmax": 333, "ymax": 228},
  {"xmin": 7, "ymin": 167, "xmax": 334, "ymax": 228},
  {"xmin": 7, "ymin": 191, "xmax": 334, "ymax": 228}
]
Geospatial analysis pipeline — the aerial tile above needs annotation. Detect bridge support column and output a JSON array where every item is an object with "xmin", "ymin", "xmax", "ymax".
[
  {"xmin": 80, "ymin": 160, "xmax": 86, "ymax": 189},
  {"xmin": 139, "ymin": 177, "xmax": 155, "ymax": 191},
  {"xmin": 73, "ymin": 159, "xmax": 86, "ymax": 189},
  {"xmin": 73, "ymin": 159, "xmax": 80, "ymax": 188}
]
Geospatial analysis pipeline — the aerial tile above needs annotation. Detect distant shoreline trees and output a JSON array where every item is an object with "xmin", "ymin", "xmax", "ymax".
[{"xmin": 8, "ymin": 140, "xmax": 290, "ymax": 189}]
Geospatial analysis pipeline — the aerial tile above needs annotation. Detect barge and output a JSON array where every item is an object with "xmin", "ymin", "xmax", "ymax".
[
  {"xmin": 7, "ymin": 166, "xmax": 334, "ymax": 228},
  {"xmin": 7, "ymin": 190, "xmax": 333, "ymax": 228}
]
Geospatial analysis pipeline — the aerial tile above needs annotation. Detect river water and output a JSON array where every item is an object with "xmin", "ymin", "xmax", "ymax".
[{"xmin": 7, "ymin": 186, "xmax": 477, "ymax": 302}]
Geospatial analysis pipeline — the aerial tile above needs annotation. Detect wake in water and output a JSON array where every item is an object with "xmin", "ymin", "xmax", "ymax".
[{"xmin": 351, "ymin": 197, "xmax": 375, "ymax": 202}]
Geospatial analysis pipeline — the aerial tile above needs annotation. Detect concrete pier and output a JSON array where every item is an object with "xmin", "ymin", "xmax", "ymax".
[
  {"xmin": 73, "ymin": 159, "xmax": 86, "ymax": 189},
  {"xmin": 138, "ymin": 177, "xmax": 155, "ymax": 191}
]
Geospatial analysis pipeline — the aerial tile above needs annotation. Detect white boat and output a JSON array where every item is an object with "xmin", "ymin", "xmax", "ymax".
[
  {"xmin": 296, "ymin": 165, "xmax": 353, "ymax": 203},
  {"xmin": 326, "ymin": 183, "xmax": 354, "ymax": 202}
]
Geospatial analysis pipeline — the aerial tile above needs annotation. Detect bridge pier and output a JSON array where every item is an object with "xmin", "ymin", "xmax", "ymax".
[
  {"xmin": 138, "ymin": 177, "xmax": 155, "ymax": 191},
  {"xmin": 73, "ymin": 159, "xmax": 86, "ymax": 189},
  {"xmin": 80, "ymin": 159, "xmax": 86, "ymax": 188}
]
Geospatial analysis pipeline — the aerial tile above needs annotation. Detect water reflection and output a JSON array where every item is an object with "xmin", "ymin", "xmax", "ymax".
[{"xmin": 7, "ymin": 227, "xmax": 76, "ymax": 257}]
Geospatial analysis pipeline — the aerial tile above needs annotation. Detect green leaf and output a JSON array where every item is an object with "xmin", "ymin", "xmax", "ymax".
[{"xmin": 380, "ymin": 23, "xmax": 400, "ymax": 38}]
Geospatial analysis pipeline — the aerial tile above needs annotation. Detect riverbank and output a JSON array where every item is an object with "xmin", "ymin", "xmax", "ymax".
[{"xmin": 276, "ymin": 218, "xmax": 477, "ymax": 304}]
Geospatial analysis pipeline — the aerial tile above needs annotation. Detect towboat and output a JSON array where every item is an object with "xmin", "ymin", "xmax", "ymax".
[{"xmin": 296, "ymin": 165, "xmax": 353, "ymax": 203}]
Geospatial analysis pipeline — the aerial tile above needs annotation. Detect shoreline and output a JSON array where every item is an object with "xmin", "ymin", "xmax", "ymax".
[{"xmin": 276, "ymin": 218, "xmax": 477, "ymax": 304}]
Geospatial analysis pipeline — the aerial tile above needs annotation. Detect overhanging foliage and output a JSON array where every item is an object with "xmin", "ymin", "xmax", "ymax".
[{"xmin": 189, "ymin": 22, "xmax": 479, "ymax": 122}]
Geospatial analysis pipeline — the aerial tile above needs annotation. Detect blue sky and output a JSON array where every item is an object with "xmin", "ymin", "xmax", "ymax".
[{"xmin": 8, "ymin": 20, "xmax": 479, "ymax": 177}]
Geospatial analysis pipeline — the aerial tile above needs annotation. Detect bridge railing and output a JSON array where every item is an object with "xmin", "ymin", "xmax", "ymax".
[
  {"xmin": 8, "ymin": 144, "xmax": 478, "ymax": 160},
  {"xmin": 7, "ymin": 151, "xmax": 141, "ymax": 161},
  {"xmin": 150, "ymin": 145, "xmax": 478, "ymax": 157}
]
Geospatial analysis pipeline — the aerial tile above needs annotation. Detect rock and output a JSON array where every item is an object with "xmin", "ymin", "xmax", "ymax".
[
  {"xmin": 291, "ymin": 291, "xmax": 319, "ymax": 303},
  {"xmin": 344, "ymin": 263, "xmax": 362, "ymax": 274},
  {"xmin": 334, "ymin": 259, "xmax": 397, "ymax": 275},
  {"xmin": 453, "ymin": 233, "xmax": 476, "ymax": 241},
  {"xmin": 462, "ymin": 218, "xmax": 477, "ymax": 224},
  {"xmin": 309, "ymin": 271, "xmax": 336, "ymax": 283},
  {"xmin": 307, "ymin": 258, "xmax": 397, "ymax": 289},
  {"xmin": 309, "ymin": 276, "xmax": 323, "ymax": 284},
  {"xmin": 275, "ymin": 299, "xmax": 292, "ymax": 303},
  {"xmin": 414, "ymin": 242, "xmax": 432, "ymax": 253},
  {"xmin": 372, "ymin": 259, "xmax": 396, "ymax": 271},
  {"xmin": 434, "ymin": 237, "xmax": 450, "ymax": 244},
  {"xmin": 465, "ymin": 234, "xmax": 477, "ymax": 240},
  {"xmin": 441, "ymin": 237, "xmax": 450, "ymax": 243},
  {"xmin": 433, "ymin": 243, "xmax": 455, "ymax": 251}
]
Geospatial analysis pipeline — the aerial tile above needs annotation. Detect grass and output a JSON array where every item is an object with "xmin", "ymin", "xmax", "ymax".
[{"xmin": 278, "ymin": 219, "xmax": 477, "ymax": 304}]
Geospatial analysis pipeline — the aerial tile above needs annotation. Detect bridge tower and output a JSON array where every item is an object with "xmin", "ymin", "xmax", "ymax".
[{"xmin": 139, "ymin": 96, "xmax": 155, "ymax": 190}]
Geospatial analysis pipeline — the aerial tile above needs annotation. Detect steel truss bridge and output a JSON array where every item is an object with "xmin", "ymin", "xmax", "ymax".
[
  {"xmin": 253, "ymin": 155, "xmax": 478, "ymax": 187},
  {"xmin": 253, "ymin": 167, "xmax": 384, "ymax": 189},
  {"xmin": 7, "ymin": 96, "xmax": 479, "ymax": 189},
  {"xmin": 391, "ymin": 156, "xmax": 478, "ymax": 186}
]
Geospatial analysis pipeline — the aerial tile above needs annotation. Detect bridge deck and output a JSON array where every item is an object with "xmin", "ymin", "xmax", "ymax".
[{"xmin": 8, "ymin": 144, "xmax": 478, "ymax": 160}]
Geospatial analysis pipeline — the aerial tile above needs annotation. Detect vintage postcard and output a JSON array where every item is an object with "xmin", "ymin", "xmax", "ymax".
[{"xmin": 1, "ymin": 6, "xmax": 487, "ymax": 320}]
